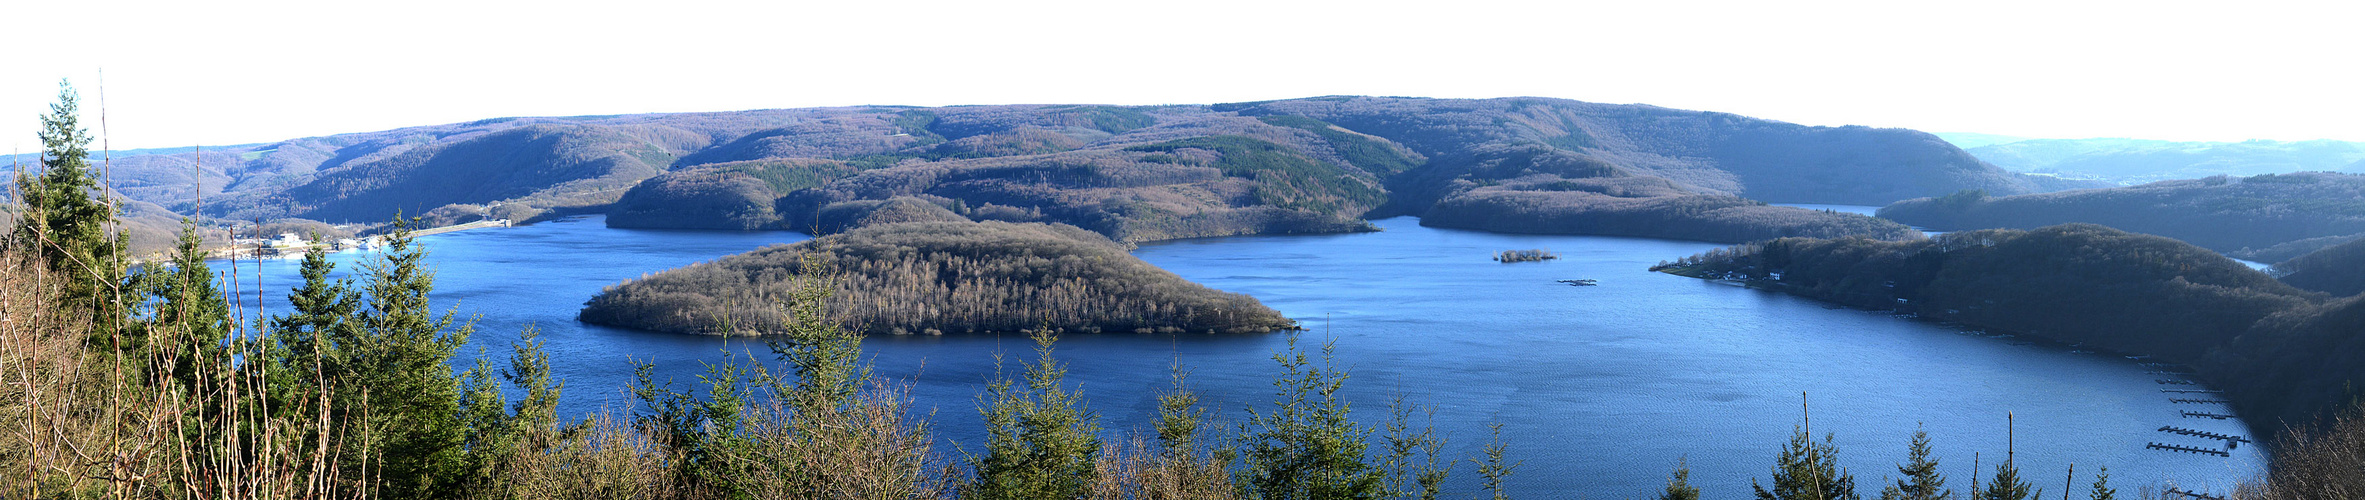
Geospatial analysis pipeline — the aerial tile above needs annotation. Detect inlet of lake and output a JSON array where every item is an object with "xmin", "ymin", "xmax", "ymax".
[{"xmin": 228, "ymin": 214, "xmax": 2262, "ymax": 497}]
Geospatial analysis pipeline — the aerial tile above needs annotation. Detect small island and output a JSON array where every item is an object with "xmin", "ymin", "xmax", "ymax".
[
  {"xmin": 580, "ymin": 200, "xmax": 1295, "ymax": 336},
  {"xmin": 1495, "ymin": 249, "xmax": 1557, "ymax": 263}
]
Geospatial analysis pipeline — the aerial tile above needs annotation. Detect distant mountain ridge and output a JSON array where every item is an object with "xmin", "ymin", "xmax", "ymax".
[
  {"xmin": 8, "ymin": 96, "xmax": 2091, "ymax": 246},
  {"xmin": 1945, "ymin": 137, "xmax": 2365, "ymax": 185}
]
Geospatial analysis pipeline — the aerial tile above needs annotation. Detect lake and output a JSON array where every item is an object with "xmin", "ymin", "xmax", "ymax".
[{"xmin": 226, "ymin": 214, "xmax": 2262, "ymax": 497}]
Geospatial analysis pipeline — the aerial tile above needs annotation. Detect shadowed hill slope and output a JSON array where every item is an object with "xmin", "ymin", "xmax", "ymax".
[
  {"xmin": 1656, "ymin": 223, "xmax": 2365, "ymax": 435},
  {"xmin": 1879, "ymin": 172, "xmax": 2365, "ymax": 255}
]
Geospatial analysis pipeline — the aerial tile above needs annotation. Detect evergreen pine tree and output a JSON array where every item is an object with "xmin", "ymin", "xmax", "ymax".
[
  {"xmin": 1754, "ymin": 426, "xmax": 1860, "ymax": 500},
  {"xmin": 1238, "ymin": 334, "xmax": 1385, "ymax": 500},
  {"xmin": 1659, "ymin": 458, "xmax": 1701, "ymax": 500},
  {"xmin": 2087, "ymin": 466, "xmax": 2113, "ymax": 500},
  {"xmin": 10, "ymin": 79, "xmax": 125, "ymax": 344},
  {"xmin": 1973, "ymin": 460, "xmax": 2035, "ymax": 500},
  {"xmin": 970, "ymin": 329, "xmax": 1101, "ymax": 500},
  {"xmin": 349, "ymin": 218, "xmax": 476, "ymax": 497},
  {"xmin": 1879, "ymin": 428, "xmax": 1953, "ymax": 500}
]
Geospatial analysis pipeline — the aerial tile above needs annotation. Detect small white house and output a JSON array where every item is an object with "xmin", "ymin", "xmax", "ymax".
[{"xmin": 270, "ymin": 233, "xmax": 306, "ymax": 248}]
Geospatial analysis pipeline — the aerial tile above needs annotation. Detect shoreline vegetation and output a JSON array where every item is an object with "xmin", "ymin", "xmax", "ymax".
[{"xmin": 1652, "ymin": 224, "xmax": 2365, "ymax": 443}]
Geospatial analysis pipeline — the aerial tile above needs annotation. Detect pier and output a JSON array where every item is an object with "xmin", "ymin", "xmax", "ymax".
[
  {"xmin": 2156, "ymin": 379, "xmax": 2197, "ymax": 386},
  {"xmin": 2146, "ymin": 442, "xmax": 2230, "ymax": 457},
  {"xmin": 2159, "ymin": 426, "xmax": 2250, "ymax": 444},
  {"xmin": 2168, "ymin": 398, "xmax": 2230, "ymax": 405},
  {"xmin": 2180, "ymin": 410, "xmax": 2234, "ymax": 420}
]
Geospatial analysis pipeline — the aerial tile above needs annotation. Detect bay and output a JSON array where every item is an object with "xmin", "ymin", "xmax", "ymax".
[{"xmin": 226, "ymin": 215, "xmax": 2263, "ymax": 497}]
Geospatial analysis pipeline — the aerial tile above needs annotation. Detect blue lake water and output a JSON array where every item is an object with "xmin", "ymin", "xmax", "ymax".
[{"xmin": 225, "ymin": 214, "xmax": 2262, "ymax": 497}]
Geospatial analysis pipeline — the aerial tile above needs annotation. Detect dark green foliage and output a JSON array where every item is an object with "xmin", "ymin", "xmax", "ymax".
[
  {"xmin": 1472, "ymin": 423, "xmax": 1520, "ymax": 500},
  {"xmin": 969, "ymin": 330, "xmax": 1102, "ymax": 500},
  {"xmin": 893, "ymin": 109, "xmax": 949, "ymax": 145},
  {"xmin": 1880, "ymin": 172, "xmax": 2365, "ymax": 255},
  {"xmin": 1048, "ymin": 105, "xmax": 1156, "ymax": 134},
  {"xmin": 579, "ymin": 219, "xmax": 1294, "ymax": 336},
  {"xmin": 1257, "ymin": 115, "xmax": 1423, "ymax": 178},
  {"xmin": 1753, "ymin": 427, "xmax": 1859, "ymax": 500},
  {"xmin": 347, "ymin": 219, "xmax": 480, "ymax": 497},
  {"xmin": 9, "ymin": 80, "xmax": 124, "ymax": 330},
  {"xmin": 1972, "ymin": 461, "xmax": 2035, "ymax": 500},
  {"xmin": 1658, "ymin": 459, "xmax": 1701, "ymax": 500},
  {"xmin": 1379, "ymin": 395, "xmax": 1450, "ymax": 500},
  {"xmin": 1878, "ymin": 429, "xmax": 1952, "ymax": 500},
  {"xmin": 1127, "ymin": 135, "xmax": 1387, "ymax": 215},
  {"xmin": 2088, "ymin": 467, "xmax": 2113, "ymax": 500},
  {"xmin": 1237, "ymin": 335, "xmax": 1386, "ymax": 500},
  {"xmin": 1655, "ymin": 223, "xmax": 2365, "ymax": 436},
  {"xmin": 2270, "ymin": 236, "xmax": 2365, "ymax": 296}
]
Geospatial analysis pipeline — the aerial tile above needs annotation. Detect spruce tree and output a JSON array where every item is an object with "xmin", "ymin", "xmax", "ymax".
[
  {"xmin": 1754, "ymin": 426, "xmax": 1860, "ymax": 500},
  {"xmin": 1973, "ymin": 460, "xmax": 2035, "ymax": 500},
  {"xmin": 11, "ymin": 79, "xmax": 124, "ymax": 343},
  {"xmin": 350, "ymin": 218, "xmax": 476, "ymax": 497},
  {"xmin": 1879, "ymin": 428, "xmax": 1953, "ymax": 500},
  {"xmin": 1659, "ymin": 458, "xmax": 1701, "ymax": 500},
  {"xmin": 2087, "ymin": 466, "xmax": 2113, "ymax": 500},
  {"xmin": 1238, "ymin": 334, "xmax": 1385, "ymax": 500},
  {"xmin": 970, "ymin": 329, "xmax": 1101, "ymax": 500}
]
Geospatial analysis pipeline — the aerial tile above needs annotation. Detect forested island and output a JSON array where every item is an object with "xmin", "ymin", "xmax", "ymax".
[
  {"xmin": 1879, "ymin": 172, "xmax": 2365, "ymax": 260},
  {"xmin": 581, "ymin": 199, "xmax": 1294, "ymax": 336},
  {"xmin": 1655, "ymin": 223, "xmax": 2365, "ymax": 435}
]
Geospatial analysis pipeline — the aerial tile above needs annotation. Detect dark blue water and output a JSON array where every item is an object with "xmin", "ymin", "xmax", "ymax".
[{"xmin": 225, "ymin": 215, "xmax": 2262, "ymax": 497}]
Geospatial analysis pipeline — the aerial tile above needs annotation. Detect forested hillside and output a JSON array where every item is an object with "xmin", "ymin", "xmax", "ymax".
[
  {"xmin": 579, "ymin": 210, "xmax": 1294, "ymax": 336},
  {"xmin": 1879, "ymin": 172, "xmax": 2365, "ymax": 256},
  {"xmin": 602, "ymin": 96, "xmax": 2076, "ymax": 243},
  {"xmin": 1656, "ymin": 224, "xmax": 2365, "ymax": 434},
  {"xmin": 2272, "ymin": 236, "xmax": 2365, "ymax": 296},
  {"xmin": 16, "ymin": 96, "xmax": 2089, "ymax": 245}
]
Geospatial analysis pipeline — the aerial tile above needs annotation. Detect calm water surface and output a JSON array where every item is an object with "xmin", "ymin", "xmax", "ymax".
[{"xmin": 229, "ymin": 215, "xmax": 2261, "ymax": 497}]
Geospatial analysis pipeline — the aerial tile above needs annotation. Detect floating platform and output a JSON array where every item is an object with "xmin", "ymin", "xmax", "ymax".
[
  {"xmin": 1555, "ymin": 279, "xmax": 1598, "ymax": 286},
  {"xmin": 2180, "ymin": 410, "xmax": 2235, "ymax": 420},
  {"xmin": 2159, "ymin": 426, "xmax": 2249, "ymax": 445},
  {"xmin": 2156, "ymin": 379, "xmax": 2198, "ymax": 386},
  {"xmin": 2169, "ymin": 398, "xmax": 2231, "ymax": 405},
  {"xmin": 2147, "ymin": 442, "xmax": 2230, "ymax": 457}
]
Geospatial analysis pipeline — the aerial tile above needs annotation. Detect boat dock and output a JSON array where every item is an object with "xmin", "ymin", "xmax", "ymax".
[
  {"xmin": 2169, "ymin": 398, "xmax": 2230, "ymax": 405},
  {"xmin": 2181, "ymin": 410, "xmax": 2235, "ymax": 420},
  {"xmin": 2146, "ymin": 442, "xmax": 2231, "ymax": 457},
  {"xmin": 2158, "ymin": 426, "xmax": 2249, "ymax": 444}
]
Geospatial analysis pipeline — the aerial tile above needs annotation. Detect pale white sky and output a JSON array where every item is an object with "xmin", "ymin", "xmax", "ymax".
[{"xmin": 5, "ymin": 0, "xmax": 2361, "ymax": 151}]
